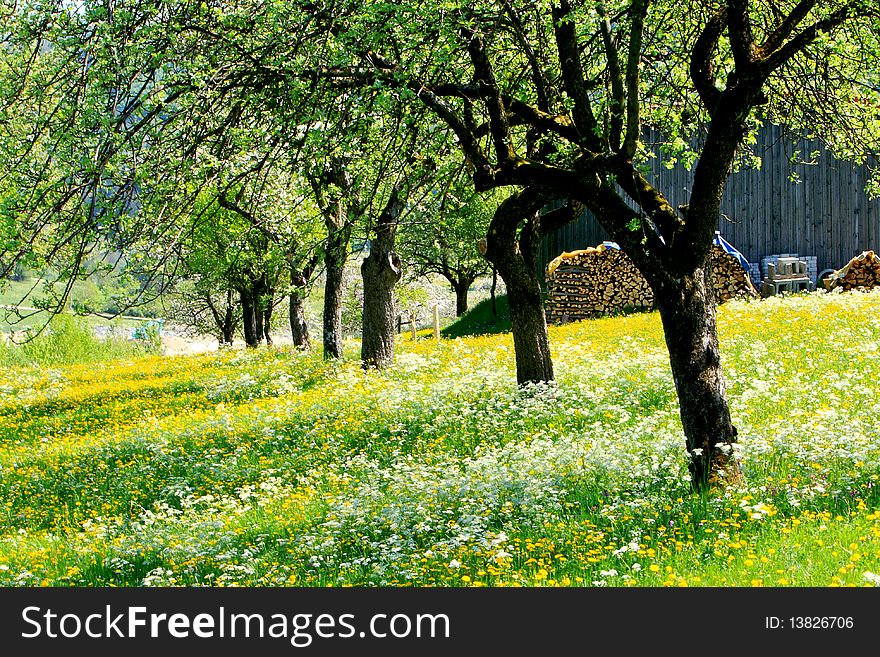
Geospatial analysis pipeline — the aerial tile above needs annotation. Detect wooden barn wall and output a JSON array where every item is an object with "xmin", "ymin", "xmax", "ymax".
[{"xmin": 539, "ymin": 123, "xmax": 880, "ymax": 280}]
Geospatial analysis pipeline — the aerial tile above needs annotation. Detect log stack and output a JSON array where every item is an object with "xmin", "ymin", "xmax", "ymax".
[
  {"xmin": 824, "ymin": 250, "xmax": 880, "ymax": 291},
  {"xmin": 713, "ymin": 246, "xmax": 760, "ymax": 302},
  {"xmin": 545, "ymin": 245, "xmax": 653, "ymax": 323},
  {"xmin": 545, "ymin": 244, "xmax": 758, "ymax": 324}
]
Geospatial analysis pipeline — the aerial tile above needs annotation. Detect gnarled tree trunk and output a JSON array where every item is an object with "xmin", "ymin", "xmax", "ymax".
[
  {"xmin": 650, "ymin": 261, "xmax": 742, "ymax": 489},
  {"xmin": 483, "ymin": 189, "xmax": 554, "ymax": 385},
  {"xmin": 322, "ymin": 231, "xmax": 348, "ymax": 359},
  {"xmin": 240, "ymin": 290, "xmax": 259, "ymax": 348},
  {"xmin": 361, "ymin": 250, "xmax": 401, "ymax": 367},
  {"xmin": 289, "ymin": 289, "xmax": 310, "ymax": 350},
  {"xmin": 361, "ymin": 187, "xmax": 404, "ymax": 369},
  {"xmin": 506, "ymin": 268, "xmax": 553, "ymax": 385}
]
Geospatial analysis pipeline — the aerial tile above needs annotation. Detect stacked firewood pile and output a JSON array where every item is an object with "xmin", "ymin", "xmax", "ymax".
[
  {"xmin": 824, "ymin": 251, "xmax": 880, "ymax": 291},
  {"xmin": 545, "ymin": 244, "xmax": 757, "ymax": 323},
  {"xmin": 711, "ymin": 246, "xmax": 760, "ymax": 302},
  {"xmin": 545, "ymin": 245, "xmax": 652, "ymax": 323}
]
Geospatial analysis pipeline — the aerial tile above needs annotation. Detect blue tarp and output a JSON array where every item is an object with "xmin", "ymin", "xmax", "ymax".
[{"xmin": 713, "ymin": 232, "xmax": 750, "ymax": 272}]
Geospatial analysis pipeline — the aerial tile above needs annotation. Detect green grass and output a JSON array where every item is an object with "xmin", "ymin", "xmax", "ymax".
[
  {"xmin": 0, "ymin": 278, "xmax": 41, "ymax": 307},
  {"xmin": 0, "ymin": 289, "xmax": 879, "ymax": 587},
  {"xmin": 0, "ymin": 314, "xmax": 160, "ymax": 367},
  {"xmin": 442, "ymin": 294, "xmax": 511, "ymax": 338},
  {"xmin": 1, "ymin": 276, "xmax": 155, "ymax": 332}
]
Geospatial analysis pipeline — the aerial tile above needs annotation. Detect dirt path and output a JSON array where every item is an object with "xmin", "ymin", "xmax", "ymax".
[{"xmin": 160, "ymin": 331, "xmax": 295, "ymax": 356}]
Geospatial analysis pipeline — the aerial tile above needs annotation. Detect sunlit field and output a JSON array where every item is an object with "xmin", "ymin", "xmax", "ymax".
[{"xmin": 1, "ymin": 289, "xmax": 879, "ymax": 587}]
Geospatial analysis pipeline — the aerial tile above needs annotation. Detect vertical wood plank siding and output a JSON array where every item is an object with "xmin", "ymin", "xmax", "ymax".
[{"xmin": 538, "ymin": 124, "xmax": 880, "ymax": 280}]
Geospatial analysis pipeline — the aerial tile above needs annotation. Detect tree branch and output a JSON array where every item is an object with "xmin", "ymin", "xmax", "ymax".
[
  {"xmin": 622, "ymin": 0, "xmax": 648, "ymax": 159},
  {"xmin": 759, "ymin": 2, "xmax": 863, "ymax": 74},
  {"xmin": 726, "ymin": 0, "xmax": 757, "ymax": 69},
  {"xmin": 572, "ymin": 179, "xmax": 669, "ymax": 274},
  {"xmin": 759, "ymin": 0, "xmax": 819, "ymax": 55},
  {"xmin": 500, "ymin": 0, "xmax": 551, "ymax": 112},
  {"xmin": 313, "ymin": 48, "xmax": 495, "ymax": 188},
  {"xmin": 462, "ymin": 27, "xmax": 518, "ymax": 169},
  {"xmin": 690, "ymin": 7, "xmax": 727, "ymax": 112},
  {"xmin": 484, "ymin": 187, "xmax": 554, "ymax": 265},
  {"xmin": 598, "ymin": 3, "xmax": 625, "ymax": 152},
  {"xmin": 537, "ymin": 198, "xmax": 586, "ymax": 236},
  {"xmin": 552, "ymin": 0, "xmax": 603, "ymax": 151},
  {"xmin": 217, "ymin": 192, "xmax": 279, "ymax": 245},
  {"xmin": 430, "ymin": 82, "xmax": 582, "ymax": 142}
]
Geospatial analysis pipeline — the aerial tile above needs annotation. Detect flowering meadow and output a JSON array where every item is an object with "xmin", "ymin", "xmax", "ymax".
[{"xmin": 1, "ymin": 289, "xmax": 879, "ymax": 587}]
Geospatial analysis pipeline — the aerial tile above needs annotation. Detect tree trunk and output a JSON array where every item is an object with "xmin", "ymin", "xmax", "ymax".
[
  {"xmin": 579, "ymin": 120, "xmax": 752, "ymax": 490},
  {"xmin": 483, "ymin": 190, "xmax": 554, "ymax": 385},
  {"xmin": 490, "ymin": 266, "xmax": 498, "ymax": 318},
  {"xmin": 254, "ymin": 299, "xmax": 265, "ymax": 346},
  {"xmin": 361, "ymin": 186, "xmax": 404, "ymax": 369},
  {"xmin": 289, "ymin": 289, "xmax": 311, "ymax": 350},
  {"xmin": 652, "ymin": 261, "xmax": 743, "ymax": 490},
  {"xmin": 453, "ymin": 277, "xmax": 470, "ymax": 317},
  {"xmin": 221, "ymin": 291, "xmax": 236, "ymax": 346},
  {"xmin": 506, "ymin": 275, "xmax": 553, "ymax": 384},
  {"xmin": 263, "ymin": 303, "xmax": 273, "ymax": 346},
  {"xmin": 322, "ymin": 230, "xmax": 348, "ymax": 359},
  {"xmin": 240, "ymin": 290, "xmax": 259, "ymax": 348},
  {"xmin": 361, "ymin": 247, "xmax": 401, "ymax": 368},
  {"xmin": 593, "ymin": 195, "xmax": 744, "ymax": 490},
  {"xmin": 309, "ymin": 160, "xmax": 355, "ymax": 361},
  {"xmin": 650, "ymin": 92, "xmax": 756, "ymax": 489}
]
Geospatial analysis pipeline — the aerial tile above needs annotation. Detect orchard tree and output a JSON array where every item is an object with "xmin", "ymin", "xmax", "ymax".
[
  {"xmin": 399, "ymin": 173, "xmax": 500, "ymax": 316},
  {"xmin": 172, "ymin": 189, "xmax": 285, "ymax": 347},
  {"xmin": 358, "ymin": 117, "xmax": 448, "ymax": 369},
  {"xmin": 315, "ymin": 0, "xmax": 880, "ymax": 487},
  {"xmin": 165, "ymin": 277, "xmax": 240, "ymax": 347},
  {"xmin": 0, "ymin": 1, "xmax": 204, "ymax": 321},
  {"xmin": 214, "ymin": 168, "xmax": 326, "ymax": 350}
]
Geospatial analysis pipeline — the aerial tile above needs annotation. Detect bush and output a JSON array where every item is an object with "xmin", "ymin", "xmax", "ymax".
[{"xmin": 0, "ymin": 315, "xmax": 161, "ymax": 368}]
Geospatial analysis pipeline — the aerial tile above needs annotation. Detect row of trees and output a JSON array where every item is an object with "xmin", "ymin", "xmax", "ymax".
[
  {"xmin": 1, "ymin": 0, "xmax": 878, "ymax": 489},
  {"xmin": 0, "ymin": 1, "xmax": 495, "ymax": 355}
]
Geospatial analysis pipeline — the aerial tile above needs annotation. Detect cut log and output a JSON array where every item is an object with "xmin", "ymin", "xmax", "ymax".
[{"xmin": 826, "ymin": 251, "xmax": 880, "ymax": 292}]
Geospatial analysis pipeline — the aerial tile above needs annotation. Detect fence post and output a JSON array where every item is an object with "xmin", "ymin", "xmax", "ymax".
[{"xmin": 433, "ymin": 304, "xmax": 440, "ymax": 341}]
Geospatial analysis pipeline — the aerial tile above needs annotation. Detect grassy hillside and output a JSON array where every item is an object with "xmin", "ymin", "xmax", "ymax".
[
  {"xmin": 1, "ymin": 290, "xmax": 879, "ymax": 587},
  {"xmin": 442, "ymin": 294, "xmax": 511, "ymax": 338}
]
